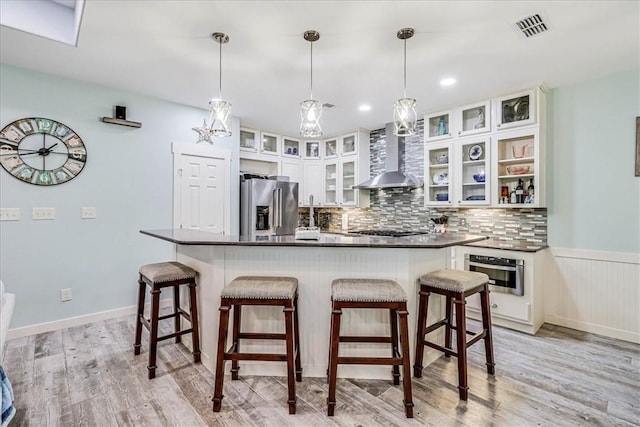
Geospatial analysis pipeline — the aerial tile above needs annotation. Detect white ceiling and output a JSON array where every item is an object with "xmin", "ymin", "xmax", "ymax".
[{"xmin": 0, "ymin": 1, "xmax": 638, "ymax": 137}]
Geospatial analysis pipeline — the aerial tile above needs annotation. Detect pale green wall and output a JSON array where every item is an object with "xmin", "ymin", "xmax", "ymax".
[
  {"xmin": 0, "ymin": 64, "xmax": 240, "ymax": 328},
  {"xmin": 547, "ymin": 68, "xmax": 640, "ymax": 253}
]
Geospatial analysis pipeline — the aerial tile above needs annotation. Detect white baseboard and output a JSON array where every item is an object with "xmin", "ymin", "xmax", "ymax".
[
  {"xmin": 546, "ymin": 314, "xmax": 640, "ymax": 344},
  {"xmin": 6, "ymin": 299, "xmax": 173, "ymax": 340}
]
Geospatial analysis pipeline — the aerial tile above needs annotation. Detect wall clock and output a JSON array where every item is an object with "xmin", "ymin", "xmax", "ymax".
[{"xmin": 0, "ymin": 117, "xmax": 87, "ymax": 185}]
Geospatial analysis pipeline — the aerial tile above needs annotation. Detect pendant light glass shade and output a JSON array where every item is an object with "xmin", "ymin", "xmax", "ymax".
[
  {"xmin": 393, "ymin": 97, "xmax": 417, "ymax": 136},
  {"xmin": 393, "ymin": 28, "xmax": 417, "ymax": 136},
  {"xmin": 300, "ymin": 30, "xmax": 323, "ymax": 137},
  {"xmin": 193, "ymin": 32, "xmax": 232, "ymax": 143}
]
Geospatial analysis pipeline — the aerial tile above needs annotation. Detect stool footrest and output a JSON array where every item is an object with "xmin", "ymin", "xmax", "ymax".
[
  {"xmin": 423, "ymin": 341, "xmax": 458, "ymax": 357},
  {"xmin": 337, "ymin": 356, "xmax": 404, "ymax": 366},
  {"xmin": 339, "ymin": 336, "xmax": 393, "ymax": 344},
  {"xmin": 423, "ymin": 319, "xmax": 448, "ymax": 335},
  {"xmin": 226, "ymin": 352, "xmax": 288, "ymax": 362},
  {"xmin": 157, "ymin": 328, "xmax": 193, "ymax": 342},
  {"xmin": 466, "ymin": 330, "xmax": 486, "ymax": 347},
  {"xmin": 238, "ymin": 332, "xmax": 286, "ymax": 340}
]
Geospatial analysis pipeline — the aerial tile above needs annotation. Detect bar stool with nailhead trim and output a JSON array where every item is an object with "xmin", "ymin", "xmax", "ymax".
[
  {"xmin": 212, "ymin": 276, "xmax": 302, "ymax": 414},
  {"xmin": 327, "ymin": 278, "xmax": 414, "ymax": 418},
  {"xmin": 413, "ymin": 269, "xmax": 495, "ymax": 400},
  {"xmin": 134, "ymin": 261, "xmax": 201, "ymax": 379}
]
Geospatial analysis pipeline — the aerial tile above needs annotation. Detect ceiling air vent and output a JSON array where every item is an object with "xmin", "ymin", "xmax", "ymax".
[{"xmin": 516, "ymin": 14, "xmax": 548, "ymax": 38}]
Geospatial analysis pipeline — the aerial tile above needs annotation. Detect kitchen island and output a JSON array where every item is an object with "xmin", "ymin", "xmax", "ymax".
[{"xmin": 141, "ymin": 229, "xmax": 486, "ymax": 379}]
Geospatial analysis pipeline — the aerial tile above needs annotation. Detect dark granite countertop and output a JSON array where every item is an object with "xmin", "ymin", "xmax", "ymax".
[
  {"xmin": 463, "ymin": 238, "xmax": 548, "ymax": 252},
  {"xmin": 140, "ymin": 229, "xmax": 488, "ymax": 249}
]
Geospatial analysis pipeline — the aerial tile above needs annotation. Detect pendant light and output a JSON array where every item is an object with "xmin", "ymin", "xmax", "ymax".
[
  {"xmin": 300, "ymin": 30, "xmax": 323, "ymax": 138},
  {"xmin": 193, "ymin": 32, "xmax": 232, "ymax": 143},
  {"xmin": 393, "ymin": 28, "xmax": 417, "ymax": 136}
]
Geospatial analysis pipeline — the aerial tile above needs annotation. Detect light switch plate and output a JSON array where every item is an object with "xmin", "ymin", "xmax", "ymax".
[
  {"xmin": 81, "ymin": 207, "xmax": 97, "ymax": 219},
  {"xmin": 33, "ymin": 207, "xmax": 55, "ymax": 220},
  {"xmin": 0, "ymin": 208, "xmax": 20, "ymax": 221}
]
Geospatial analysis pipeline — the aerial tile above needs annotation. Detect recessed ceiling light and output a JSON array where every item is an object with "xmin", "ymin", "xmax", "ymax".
[
  {"xmin": 358, "ymin": 104, "xmax": 372, "ymax": 112},
  {"xmin": 440, "ymin": 77, "xmax": 456, "ymax": 87}
]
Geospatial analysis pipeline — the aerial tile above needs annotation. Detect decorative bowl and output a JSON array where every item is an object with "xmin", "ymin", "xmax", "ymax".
[
  {"xmin": 506, "ymin": 165, "xmax": 531, "ymax": 175},
  {"xmin": 435, "ymin": 193, "xmax": 448, "ymax": 201},
  {"xmin": 473, "ymin": 173, "xmax": 485, "ymax": 183},
  {"xmin": 435, "ymin": 154, "xmax": 448, "ymax": 164}
]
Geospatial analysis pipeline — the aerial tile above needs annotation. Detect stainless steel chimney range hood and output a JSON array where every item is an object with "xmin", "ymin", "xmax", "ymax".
[{"xmin": 354, "ymin": 123, "xmax": 423, "ymax": 190}]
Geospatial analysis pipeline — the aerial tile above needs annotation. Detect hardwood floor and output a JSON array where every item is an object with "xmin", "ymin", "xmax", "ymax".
[{"xmin": 3, "ymin": 314, "xmax": 639, "ymax": 426}]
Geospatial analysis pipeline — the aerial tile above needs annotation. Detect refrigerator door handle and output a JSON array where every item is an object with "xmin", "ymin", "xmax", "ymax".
[
  {"xmin": 277, "ymin": 188, "xmax": 283, "ymax": 227},
  {"xmin": 271, "ymin": 188, "xmax": 279, "ymax": 230}
]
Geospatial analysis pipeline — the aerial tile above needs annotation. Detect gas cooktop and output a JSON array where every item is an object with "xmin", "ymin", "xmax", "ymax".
[{"xmin": 350, "ymin": 230, "xmax": 429, "ymax": 238}]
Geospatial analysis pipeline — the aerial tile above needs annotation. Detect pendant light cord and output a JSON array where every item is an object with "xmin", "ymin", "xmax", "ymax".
[
  {"xmin": 403, "ymin": 38, "xmax": 407, "ymax": 98},
  {"xmin": 219, "ymin": 39, "xmax": 223, "ymax": 99},
  {"xmin": 309, "ymin": 40, "xmax": 314, "ymax": 99}
]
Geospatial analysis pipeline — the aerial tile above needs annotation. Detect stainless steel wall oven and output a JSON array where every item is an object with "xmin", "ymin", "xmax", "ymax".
[{"xmin": 464, "ymin": 254, "xmax": 524, "ymax": 296}]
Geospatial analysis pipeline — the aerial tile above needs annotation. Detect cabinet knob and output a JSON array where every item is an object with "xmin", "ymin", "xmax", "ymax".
[
  {"xmin": 458, "ymin": 131, "xmax": 461, "ymax": 135},
  {"xmin": 491, "ymin": 303, "xmax": 498, "ymax": 308}
]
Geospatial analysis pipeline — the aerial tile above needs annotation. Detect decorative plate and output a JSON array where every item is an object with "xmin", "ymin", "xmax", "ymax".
[
  {"xmin": 432, "ymin": 172, "xmax": 448, "ymax": 185},
  {"xmin": 469, "ymin": 144, "xmax": 483, "ymax": 161}
]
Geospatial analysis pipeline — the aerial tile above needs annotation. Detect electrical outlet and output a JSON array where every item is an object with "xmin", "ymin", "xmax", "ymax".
[
  {"xmin": 81, "ymin": 207, "xmax": 97, "ymax": 219},
  {"xmin": 0, "ymin": 208, "xmax": 20, "ymax": 221},
  {"xmin": 60, "ymin": 288, "xmax": 72, "ymax": 302},
  {"xmin": 33, "ymin": 207, "xmax": 56, "ymax": 220}
]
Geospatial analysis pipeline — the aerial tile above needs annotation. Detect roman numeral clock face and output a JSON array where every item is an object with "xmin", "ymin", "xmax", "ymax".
[{"xmin": 0, "ymin": 118, "xmax": 87, "ymax": 185}]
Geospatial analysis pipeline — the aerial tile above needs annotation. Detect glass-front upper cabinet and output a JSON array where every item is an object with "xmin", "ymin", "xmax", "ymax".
[
  {"xmin": 456, "ymin": 138, "xmax": 490, "ymax": 206},
  {"xmin": 304, "ymin": 140, "xmax": 321, "ymax": 159},
  {"xmin": 424, "ymin": 142, "xmax": 452, "ymax": 206},
  {"xmin": 324, "ymin": 138, "xmax": 338, "ymax": 159},
  {"xmin": 282, "ymin": 137, "xmax": 300, "ymax": 157},
  {"xmin": 425, "ymin": 110, "xmax": 453, "ymax": 142},
  {"xmin": 457, "ymin": 100, "xmax": 491, "ymax": 137},
  {"xmin": 341, "ymin": 158, "xmax": 357, "ymax": 206},
  {"xmin": 340, "ymin": 133, "xmax": 357, "ymax": 156},
  {"xmin": 260, "ymin": 132, "xmax": 279, "ymax": 156},
  {"xmin": 324, "ymin": 161, "xmax": 338, "ymax": 205},
  {"xmin": 240, "ymin": 128, "xmax": 258, "ymax": 152},
  {"xmin": 494, "ymin": 89, "xmax": 536, "ymax": 130}
]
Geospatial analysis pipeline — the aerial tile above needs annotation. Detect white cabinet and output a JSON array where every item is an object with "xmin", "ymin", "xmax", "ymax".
[
  {"xmin": 324, "ymin": 161, "xmax": 338, "ymax": 205},
  {"xmin": 260, "ymin": 131, "xmax": 280, "ymax": 156},
  {"xmin": 425, "ymin": 138, "xmax": 490, "ymax": 207},
  {"xmin": 456, "ymin": 100, "xmax": 491, "ymax": 137},
  {"xmin": 280, "ymin": 157, "xmax": 302, "ymax": 189},
  {"xmin": 425, "ymin": 109, "xmax": 454, "ymax": 142},
  {"xmin": 324, "ymin": 137, "xmax": 338, "ymax": 159},
  {"xmin": 282, "ymin": 137, "xmax": 300, "ymax": 157},
  {"xmin": 454, "ymin": 246, "xmax": 547, "ymax": 335},
  {"xmin": 240, "ymin": 128, "xmax": 259, "ymax": 152},
  {"xmin": 303, "ymin": 140, "xmax": 321, "ymax": 159},
  {"xmin": 494, "ymin": 88, "xmax": 537, "ymax": 131},
  {"xmin": 424, "ymin": 142, "xmax": 453, "ymax": 206},
  {"xmin": 492, "ymin": 127, "xmax": 545, "ymax": 207},
  {"xmin": 323, "ymin": 158, "xmax": 361, "ymax": 206},
  {"xmin": 302, "ymin": 160, "xmax": 323, "ymax": 207},
  {"xmin": 340, "ymin": 133, "xmax": 358, "ymax": 156}
]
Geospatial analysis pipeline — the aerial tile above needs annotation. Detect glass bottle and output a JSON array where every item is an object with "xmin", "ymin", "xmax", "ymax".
[
  {"xmin": 526, "ymin": 179, "xmax": 535, "ymax": 204},
  {"xmin": 516, "ymin": 179, "xmax": 524, "ymax": 204}
]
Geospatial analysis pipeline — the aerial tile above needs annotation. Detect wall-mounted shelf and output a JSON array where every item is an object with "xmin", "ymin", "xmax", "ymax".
[{"xmin": 100, "ymin": 117, "xmax": 142, "ymax": 128}]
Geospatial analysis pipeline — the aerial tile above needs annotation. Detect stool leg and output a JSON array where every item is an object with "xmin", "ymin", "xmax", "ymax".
[
  {"xmin": 231, "ymin": 304, "xmax": 242, "ymax": 380},
  {"xmin": 480, "ymin": 286, "xmax": 496, "ymax": 375},
  {"xmin": 284, "ymin": 302, "xmax": 297, "ymax": 414},
  {"xmin": 147, "ymin": 287, "xmax": 161, "ymax": 379},
  {"xmin": 327, "ymin": 305, "xmax": 342, "ymax": 416},
  {"xmin": 326, "ymin": 305, "xmax": 334, "ymax": 383},
  {"xmin": 398, "ymin": 304, "xmax": 414, "ymax": 418},
  {"xmin": 389, "ymin": 308, "xmax": 400, "ymax": 385},
  {"xmin": 213, "ymin": 302, "xmax": 231, "ymax": 412},
  {"xmin": 444, "ymin": 295, "xmax": 454, "ymax": 357},
  {"xmin": 454, "ymin": 294, "xmax": 469, "ymax": 400},
  {"xmin": 413, "ymin": 288, "xmax": 429, "ymax": 378},
  {"xmin": 293, "ymin": 295, "xmax": 303, "ymax": 382},
  {"xmin": 188, "ymin": 281, "xmax": 201, "ymax": 363},
  {"xmin": 134, "ymin": 278, "xmax": 146, "ymax": 355},
  {"xmin": 173, "ymin": 284, "xmax": 181, "ymax": 344}
]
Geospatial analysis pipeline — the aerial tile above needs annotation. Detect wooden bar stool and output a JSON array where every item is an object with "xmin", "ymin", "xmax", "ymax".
[
  {"xmin": 213, "ymin": 276, "xmax": 302, "ymax": 414},
  {"xmin": 414, "ymin": 269, "xmax": 495, "ymax": 400},
  {"xmin": 327, "ymin": 278, "xmax": 413, "ymax": 418},
  {"xmin": 134, "ymin": 261, "xmax": 201, "ymax": 379}
]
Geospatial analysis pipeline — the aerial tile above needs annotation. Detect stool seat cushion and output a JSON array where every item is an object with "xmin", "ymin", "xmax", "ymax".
[
  {"xmin": 332, "ymin": 279, "xmax": 407, "ymax": 302},
  {"xmin": 419, "ymin": 269, "xmax": 489, "ymax": 292},
  {"xmin": 221, "ymin": 276, "xmax": 298, "ymax": 300},
  {"xmin": 139, "ymin": 261, "xmax": 197, "ymax": 283}
]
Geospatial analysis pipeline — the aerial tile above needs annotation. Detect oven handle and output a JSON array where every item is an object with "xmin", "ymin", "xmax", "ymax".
[{"xmin": 468, "ymin": 261, "xmax": 517, "ymax": 272}]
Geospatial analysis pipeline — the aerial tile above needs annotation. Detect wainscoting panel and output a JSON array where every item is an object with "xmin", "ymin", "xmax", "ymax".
[{"xmin": 545, "ymin": 248, "xmax": 640, "ymax": 343}]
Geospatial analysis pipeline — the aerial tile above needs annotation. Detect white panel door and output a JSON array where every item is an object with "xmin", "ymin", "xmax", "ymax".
[{"xmin": 173, "ymin": 143, "xmax": 231, "ymax": 234}]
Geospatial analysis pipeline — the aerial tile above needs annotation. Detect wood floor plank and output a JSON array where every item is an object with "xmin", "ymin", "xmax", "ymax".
[{"xmin": 2, "ymin": 315, "xmax": 638, "ymax": 426}]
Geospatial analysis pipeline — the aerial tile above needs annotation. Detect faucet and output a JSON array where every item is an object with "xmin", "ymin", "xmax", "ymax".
[{"xmin": 309, "ymin": 194, "xmax": 315, "ymax": 228}]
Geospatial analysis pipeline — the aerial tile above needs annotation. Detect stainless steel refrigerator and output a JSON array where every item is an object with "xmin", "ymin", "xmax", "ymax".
[{"xmin": 240, "ymin": 175, "xmax": 299, "ymax": 239}]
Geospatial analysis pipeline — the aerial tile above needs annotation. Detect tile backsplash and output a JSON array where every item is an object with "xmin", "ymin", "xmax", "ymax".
[{"xmin": 301, "ymin": 119, "xmax": 547, "ymax": 244}]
